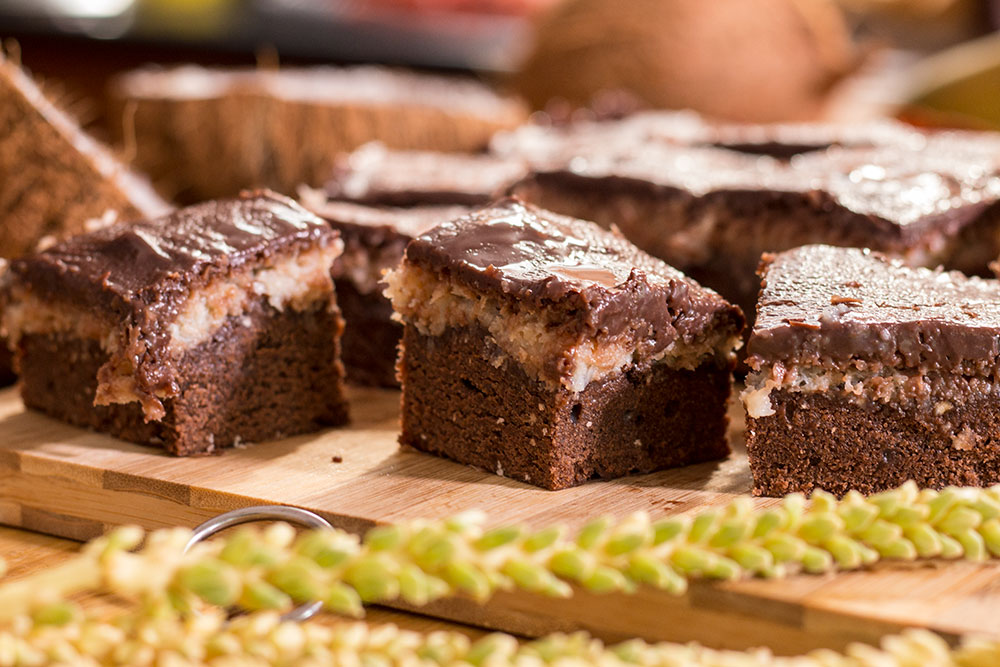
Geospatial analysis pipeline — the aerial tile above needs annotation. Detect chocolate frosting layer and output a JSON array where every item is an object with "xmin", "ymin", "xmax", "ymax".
[
  {"xmin": 497, "ymin": 111, "xmax": 1000, "ymax": 249},
  {"xmin": 749, "ymin": 244, "xmax": 1000, "ymax": 373},
  {"xmin": 7, "ymin": 191, "xmax": 337, "ymax": 408},
  {"xmin": 12, "ymin": 191, "xmax": 332, "ymax": 313},
  {"xmin": 512, "ymin": 141, "xmax": 1000, "ymax": 245},
  {"xmin": 404, "ymin": 198, "xmax": 744, "ymax": 355},
  {"xmin": 326, "ymin": 144, "xmax": 527, "ymax": 207}
]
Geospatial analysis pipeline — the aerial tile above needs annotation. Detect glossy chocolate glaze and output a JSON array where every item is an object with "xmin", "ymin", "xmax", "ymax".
[
  {"xmin": 326, "ymin": 145, "xmax": 528, "ymax": 208},
  {"xmin": 7, "ymin": 191, "xmax": 337, "ymax": 410},
  {"xmin": 404, "ymin": 198, "xmax": 744, "ymax": 354},
  {"xmin": 749, "ymin": 244, "xmax": 1000, "ymax": 373},
  {"xmin": 513, "ymin": 141, "xmax": 1000, "ymax": 245}
]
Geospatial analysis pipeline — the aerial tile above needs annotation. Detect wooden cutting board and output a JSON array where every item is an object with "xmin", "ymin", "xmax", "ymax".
[{"xmin": 2, "ymin": 384, "xmax": 1000, "ymax": 655}]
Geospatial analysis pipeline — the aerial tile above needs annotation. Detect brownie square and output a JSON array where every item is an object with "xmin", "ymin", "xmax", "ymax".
[
  {"xmin": 301, "ymin": 197, "xmax": 472, "ymax": 387},
  {"xmin": 385, "ymin": 198, "xmax": 744, "ymax": 489},
  {"xmin": 324, "ymin": 143, "xmax": 528, "ymax": 208},
  {"xmin": 502, "ymin": 113, "xmax": 1000, "ymax": 321},
  {"xmin": 492, "ymin": 110, "xmax": 991, "ymax": 163},
  {"xmin": 744, "ymin": 244, "xmax": 1000, "ymax": 496},
  {"xmin": 1, "ymin": 192, "xmax": 349, "ymax": 455},
  {"xmin": 301, "ymin": 145, "xmax": 528, "ymax": 387},
  {"xmin": 109, "ymin": 65, "xmax": 527, "ymax": 202}
]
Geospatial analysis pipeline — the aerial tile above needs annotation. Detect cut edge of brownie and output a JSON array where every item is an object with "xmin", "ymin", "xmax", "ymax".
[
  {"xmin": 744, "ymin": 244, "xmax": 1000, "ymax": 496},
  {"xmin": 399, "ymin": 324, "xmax": 732, "ymax": 490}
]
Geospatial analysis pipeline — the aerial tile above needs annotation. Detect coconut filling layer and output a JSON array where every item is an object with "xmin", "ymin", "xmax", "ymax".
[
  {"xmin": 742, "ymin": 362, "xmax": 1000, "ymax": 421},
  {"xmin": 3, "ymin": 244, "xmax": 340, "ymax": 420},
  {"xmin": 385, "ymin": 264, "xmax": 740, "ymax": 394}
]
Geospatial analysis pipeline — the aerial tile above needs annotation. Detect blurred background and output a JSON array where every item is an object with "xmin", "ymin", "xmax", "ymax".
[{"xmin": 2, "ymin": 0, "xmax": 999, "ymax": 131}]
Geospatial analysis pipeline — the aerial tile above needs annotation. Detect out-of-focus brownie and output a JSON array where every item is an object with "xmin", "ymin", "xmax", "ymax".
[
  {"xmin": 490, "ymin": 111, "xmax": 925, "ymax": 162},
  {"xmin": 301, "ymin": 195, "xmax": 471, "ymax": 387},
  {"xmin": 508, "ymin": 140, "xmax": 1000, "ymax": 323},
  {"xmin": 0, "ymin": 51, "xmax": 171, "ymax": 384},
  {"xmin": 385, "ymin": 198, "xmax": 744, "ymax": 489},
  {"xmin": 110, "ymin": 65, "xmax": 528, "ymax": 202},
  {"xmin": 324, "ymin": 143, "xmax": 528, "ymax": 207},
  {"xmin": 2, "ymin": 192, "xmax": 348, "ymax": 455},
  {"xmin": 744, "ymin": 244, "xmax": 1000, "ymax": 496}
]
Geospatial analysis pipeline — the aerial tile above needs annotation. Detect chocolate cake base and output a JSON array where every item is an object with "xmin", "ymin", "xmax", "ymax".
[
  {"xmin": 399, "ymin": 325, "xmax": 732, "ymax": 490},
  {"xmin": 747, "ymin": 390, "xmax": 1000, "ymax": 497},
  {"xmin": 334, "ymin": 279, "xmax": 401, "ymax": 388},
  {"xmin": 17, "ymin": 300, "xmax": 348, "ymax": 455}
]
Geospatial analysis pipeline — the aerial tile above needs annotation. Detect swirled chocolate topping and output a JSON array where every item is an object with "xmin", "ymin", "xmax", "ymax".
[
  {"xmin": 404, "ymin": 198, "xmax": 744, "ymax": 348},
  {"xmin": 10, "ymin": 191, "xmax": 334, "ymax": 318},
  {"xmin": 749, "ymin": 244, "xmax": 1000, "ymax": 373}
]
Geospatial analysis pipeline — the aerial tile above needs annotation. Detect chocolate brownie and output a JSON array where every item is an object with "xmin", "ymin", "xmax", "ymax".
[
  {"xmin": 324, "ymin": 143, "xmax": 528, "ymax": 207},
  {"xmin": 2, "ymin": 192, "xmax": 348, "ymax": 455},
  {"xmin": 744, "ymin": 244, "xmax": 1000, "ymax": 496},
  {"xmin": 490, "ymin": 111, "xmax": 923, "ymax": 163},
  {"xmin": 385, "ymin": 198, "xmax": 744, "ymax": 489},
  {"xmin": 507, "ymin": 140, "xmax": 1000, "ymax": 324},
  {"xmin": 110, "ymin": 65, "xmax": 528, "ymax": 202},
  {"xmin": 301, "ymin": 195, "xmax": 471, "ymax": 387}
]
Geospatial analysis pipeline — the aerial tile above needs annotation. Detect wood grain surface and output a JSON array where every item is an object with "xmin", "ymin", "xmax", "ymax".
[{"xmin": 2, "ymin": 385, "xmax": 1000, "ymax": 654}]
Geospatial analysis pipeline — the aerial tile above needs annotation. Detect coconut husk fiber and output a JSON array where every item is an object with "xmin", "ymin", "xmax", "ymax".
[
  {"xmin": 109, "ymin": 66, "xmax": 529, "ymax": 203},
  {"xmin": 510, "ymin": 0, "xmax": 859, "ymax": 122}
]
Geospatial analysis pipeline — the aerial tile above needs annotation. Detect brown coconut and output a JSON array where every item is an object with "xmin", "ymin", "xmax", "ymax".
[
  {"xmin": 510, "ymin": 0, "xmax": 859, "ymax": 122},
  {"xmin": 110, "ymin": 66, "xmax": 529, "ymax": 203}
]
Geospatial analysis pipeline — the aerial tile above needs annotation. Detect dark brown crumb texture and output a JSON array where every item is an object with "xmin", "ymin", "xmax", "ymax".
[
  {"xmin": 399, "ymin": 325, "xmax": 732, "ymax": 490},
  {"xmin": 746, "ymin": 390, "xmax": 1000, "ymax": 497},
  {"xmin": 17, "ymin": 300, "xmax": 348, "ymax": 456}
]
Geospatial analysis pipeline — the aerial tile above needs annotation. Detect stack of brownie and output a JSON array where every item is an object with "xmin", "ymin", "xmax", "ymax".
[{"xmin": 12, "ymin": 56, "xmax": 1000, "ymax": 500}]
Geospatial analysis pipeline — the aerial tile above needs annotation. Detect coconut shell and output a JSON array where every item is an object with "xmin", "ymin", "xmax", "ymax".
[{"xmin": 511, "ymin": 0, "xmax": 858, "ymax": 122}]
